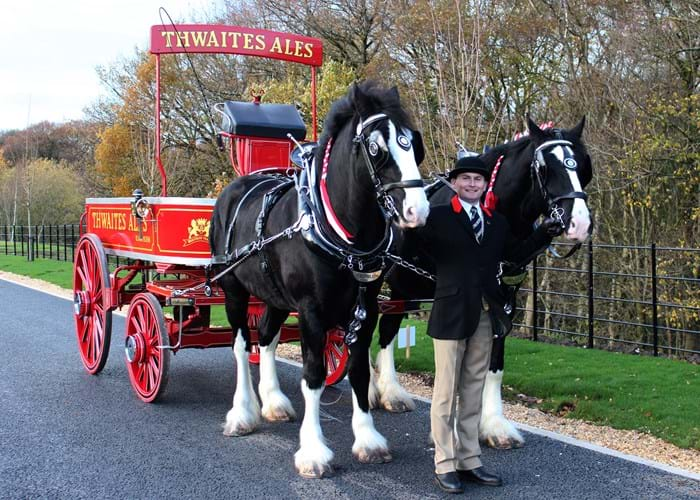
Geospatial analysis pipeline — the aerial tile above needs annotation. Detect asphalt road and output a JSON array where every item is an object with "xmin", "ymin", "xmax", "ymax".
[{"xmin": 0, "ymin": 278, "xmax": 698, "ymax": 499}]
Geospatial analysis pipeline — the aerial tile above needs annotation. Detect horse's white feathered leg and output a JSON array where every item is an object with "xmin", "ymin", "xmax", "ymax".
[
  {"xmin": 479, "ymin": 370, "xmax": 524, "ymax": 449},
  {"xmin": 223, "ymin": 331, "xmax": 261, "ymax": 436},
  {"xmin": 259, "ymin": 332, "xmax": 296, "ymax": 422},
  {"xmin": 376, "ymin": 339, "xmax": 415, "ymax": 412},
  {"xmin": 294, "ymin": 380, "xmax": 334, "ymax": 478},
  {"xmin": 351, "ymin": 392, "xmax": 392, "ymax": 463}
]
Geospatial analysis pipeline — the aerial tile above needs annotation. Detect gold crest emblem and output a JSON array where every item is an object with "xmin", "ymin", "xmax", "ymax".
[{"xmin": 183, "ymin": 218, "xmax": 210, "ymax": 246}]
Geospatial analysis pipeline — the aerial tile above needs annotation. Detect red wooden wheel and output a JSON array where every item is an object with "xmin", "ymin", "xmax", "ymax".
[
  {"xmin": 324, "ymin": 328, "xmax": 348, "ymax": 386},
  {"xmin": 73, "ymin": 234, "xmax": 112, "ymax": 374},
  {"xmin": 125, "ymin": 293, "xmax": 170, "ymax": 403},
  {"xmin": 248, "ymin": 343, "xmax": 261, "ymax": 364},
  {"xmin": 247, "ymin": 325, "xmax": 348, "ymax": 386}
]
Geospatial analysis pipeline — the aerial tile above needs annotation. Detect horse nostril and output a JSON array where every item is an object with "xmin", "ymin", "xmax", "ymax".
[{"xmin": 406, "ymin": 206, "xmax": 416, "ymax": 219}]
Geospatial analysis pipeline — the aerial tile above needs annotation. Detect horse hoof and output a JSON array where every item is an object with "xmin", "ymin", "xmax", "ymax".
[
  {"xmin": 296, "ymin": 463, "xmax": 334, "ymax": 479},
  {"xmin": 354, "ymin": 448, "xmax": 393, "ymax": 464},
  {"xmin": 222, "ymin": 421, "xmax": 257, "ymax": 437},
  {"xmin": 262, "ymin": 407, "xmax": 295, "ymax": 422},
  {"xmin": 483, "ymin": 435, "xmax": 524, "ymax": 450},
  {"xmin": 382, "ymin": 399, "xmax": 414, "ymax": 413}
]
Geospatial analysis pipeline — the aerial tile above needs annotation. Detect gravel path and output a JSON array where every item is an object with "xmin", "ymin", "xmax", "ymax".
[{"xmin": 3, "ymin": 270, "xmax": 698, "ymax": 476}]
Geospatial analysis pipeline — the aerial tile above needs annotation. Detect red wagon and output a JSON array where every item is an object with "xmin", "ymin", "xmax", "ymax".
[{"xmin": 72, "ymin": 24, "xmax": 362, "ymax": 402}]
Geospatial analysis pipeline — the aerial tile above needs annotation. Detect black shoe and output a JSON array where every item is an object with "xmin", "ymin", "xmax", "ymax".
[
  {"xmin": 458, "ymin": 467, "xmax": 503, "ymax": 487},
  {"xmin": 434, "ymin": 471, "xmax": 464, "ymax": 494}
]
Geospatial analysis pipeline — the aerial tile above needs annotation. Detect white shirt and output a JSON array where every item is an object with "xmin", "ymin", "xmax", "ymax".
[{"xmin": 459, "ymin": 199, "xmax": 482, "ymax": 222}]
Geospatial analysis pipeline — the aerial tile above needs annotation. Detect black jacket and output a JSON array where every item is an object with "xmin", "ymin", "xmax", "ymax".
[{"xmin": 413, "ymin": 195, "xmax": 551, "ymax": 340}]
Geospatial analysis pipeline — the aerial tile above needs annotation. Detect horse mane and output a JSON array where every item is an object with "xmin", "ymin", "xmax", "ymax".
[{"xmin": 317, "ymin": 81, "xmax": 415, "ymax": 156}]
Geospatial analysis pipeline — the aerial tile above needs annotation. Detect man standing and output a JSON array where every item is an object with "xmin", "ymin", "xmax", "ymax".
[{"xmin": 414, "ymin": 155, "xmax": 560, "ymax": 494}]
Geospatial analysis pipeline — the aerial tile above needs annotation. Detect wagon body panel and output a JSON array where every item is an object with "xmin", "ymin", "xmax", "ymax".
[{"xmin": 84, "ymin": 197, "xmax": 215, "ymax": 265}]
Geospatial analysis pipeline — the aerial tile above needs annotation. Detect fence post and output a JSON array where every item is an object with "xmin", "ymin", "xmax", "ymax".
[
  {"xmin": 587, "ymin": 239, "xmax": 594, "ymax": 349},
  {"xmin": 71, "ymin": 224, "xmax": 76, "ymax": 262},
  {"xmin": 651, "ymin": 243, "xmax": 659, "ymax": 357},
  {"xmin": 34, "ymin": 225, "xmax": 39, "ymax": 260},
  {"xmin": 20, "ymin": 225, "xmax": 25, "ymax": 257},
  {"xmin": 62, "ymin": 225, "xmax": 67, "ymax": 262},
  {"xmin": 532, "ymin": 255, "xmax": 538, "ymax": 341}
]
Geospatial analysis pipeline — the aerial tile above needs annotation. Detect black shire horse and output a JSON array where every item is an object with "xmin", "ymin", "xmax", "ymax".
[
  {"xmin": 372, "ymin": 117, "xmax": 592, "ymax": 449},
  {"xmin": 209, "ymin": 82, "xmax": 429, "ymax": 478}
]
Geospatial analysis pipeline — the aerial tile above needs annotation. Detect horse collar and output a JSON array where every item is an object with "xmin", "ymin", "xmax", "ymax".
[{"xmin": 319, "ymin": 137, "xmax": 354, "ymax": 244}]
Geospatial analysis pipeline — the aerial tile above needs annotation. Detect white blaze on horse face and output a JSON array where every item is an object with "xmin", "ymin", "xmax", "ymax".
[
  {"xmin": 552, "ymin": 146, "xmax": 591, "ymax": 242},
  {"xmin": 375, "ymin": 122, "xmax": 429, "ymax": 228}
]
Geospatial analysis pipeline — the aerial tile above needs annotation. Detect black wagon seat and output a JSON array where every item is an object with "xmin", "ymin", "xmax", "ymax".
[{"xmin": 217, "ymin": 101, "xmax": 307, "ymax": 175}]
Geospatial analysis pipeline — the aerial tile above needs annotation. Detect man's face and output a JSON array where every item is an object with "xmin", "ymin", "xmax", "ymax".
[{"xmin": 451, "ymin": 172, "xmax": 486, "ymax": 204}]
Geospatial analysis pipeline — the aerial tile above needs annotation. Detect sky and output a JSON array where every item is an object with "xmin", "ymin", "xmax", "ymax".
[{"xmin": 0, "ymin": 0, "xmax": 226, "ymax": 132}]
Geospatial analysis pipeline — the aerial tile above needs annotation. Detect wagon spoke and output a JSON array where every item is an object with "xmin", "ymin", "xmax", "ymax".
[
  {"xmin": 135, "ymin": 305, "xmax": 146, "ymax": 332},
  {"xmin": 137, "ymin": 362, "xmax": 146, "ymax": 385},
  {"xmin": 329, "ymin": 343, "xmax": 344, "ymax": 360},
  {"xmin": 148, "ymin": 358, "xmax": 159, "ymax": 390},
  {"xmin": 325, "ymin": 350, "xmax": 337, "ymax": 372},
  {"xmin": 76, "ymin": 255, "xmax": 89, "ymax": 287},
  {"xmin": 85, "ymin": 317, "xmax": 95, "ymax": 361},
  {"xmin": 93, "ymin": 313, "xmax": 103, "ymax": 352},
  {"xmin": 79, "ymin": 317, "xmax": 89, "ymax": 343}
]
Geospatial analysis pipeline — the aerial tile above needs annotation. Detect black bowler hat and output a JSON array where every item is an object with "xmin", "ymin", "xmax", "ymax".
[{"xmin": 447, "ymin": 155, "xmax": 489, "ymax": 180}]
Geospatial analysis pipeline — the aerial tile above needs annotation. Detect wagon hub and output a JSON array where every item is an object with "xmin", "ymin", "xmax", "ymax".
[
  {"xmin": 125, "ymin": 334, "xmax": 146, "ymax": 364},
  {"xmin": 73, "ymin": 291, "xmax": 91, "ymax": 317}
]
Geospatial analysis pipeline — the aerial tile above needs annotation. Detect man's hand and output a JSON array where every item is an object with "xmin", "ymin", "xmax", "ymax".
[{"xmin": 540, "ymin": 217, "xmax": 565, "ymax": 236}]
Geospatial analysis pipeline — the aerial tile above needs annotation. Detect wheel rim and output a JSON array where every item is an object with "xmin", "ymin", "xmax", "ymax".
[
  {"xmin": 125, "ymin": 294, "xmax": 169, "ymax": 403},
  {"xmin": 248, "ymin": 343, "xmax": 260, "ymax": 365},
  {"xmin": 73, "ymin": 235, "xmax": 112, "ymax": 374},
  {"xmin": 324, "ymin": 328, "xmax": 349, "ymax": 386}
]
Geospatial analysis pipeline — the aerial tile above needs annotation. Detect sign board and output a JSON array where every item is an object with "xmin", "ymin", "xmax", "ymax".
[
  {"xmin": 397, "ymin": 326, "xmax": 416, "ymax": 349},
  {"xmin": 150, "ymin": 25, "xmax": 323, "ymax": 66}
]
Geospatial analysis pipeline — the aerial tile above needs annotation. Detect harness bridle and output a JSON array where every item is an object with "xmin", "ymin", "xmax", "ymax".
[
  {"xmin": 353, "ymin": 113, "xmax": 424, "ymax": 220},
  {"xmin": 531, "ymin": 137, "xmax": 588, "ymax": 230}
]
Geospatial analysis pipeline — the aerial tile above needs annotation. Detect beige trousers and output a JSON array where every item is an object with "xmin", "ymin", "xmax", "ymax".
[{"xmin": 431, "ymin": 310, "xmax": 493, "ymax": 473}]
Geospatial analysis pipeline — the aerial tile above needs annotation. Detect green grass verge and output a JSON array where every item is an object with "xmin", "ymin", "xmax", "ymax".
[
  {"xmin": 2, "ymin": 254, "xmax": 698, "ymax": 450},
  {"xmin": 0, "ymin": 254, "xmax": 74, "ymax": 289}
]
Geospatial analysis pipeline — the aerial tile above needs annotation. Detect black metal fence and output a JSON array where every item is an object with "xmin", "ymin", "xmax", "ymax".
[
  {"xmin": 1, "ymin": 224, "xmax": 699, "ymax": 359},
  {"xmin": 514, "ymin": 241, "xmax": 700, "ymax": 359},
  {"xmin": 1, "ymin": 224, "xmax": 80, "ymax": 263}
]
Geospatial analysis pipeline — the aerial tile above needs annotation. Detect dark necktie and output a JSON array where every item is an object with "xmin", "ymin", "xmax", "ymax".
[{"xmin": 470, "ymin": 206, "xmax": 483, "ymax": 242}]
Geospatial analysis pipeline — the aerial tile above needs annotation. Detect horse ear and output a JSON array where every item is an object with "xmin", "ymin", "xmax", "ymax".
[
  {"xmin": 526, "ymin": 115, "xmax": 547, "ymax": 141},
  {"xmin": 387, "ymin": 86, "xmax": 401, "ymax": 102},
  {"xmin": 411, "ymin": 129, "xmax": 425, "ymax": 166},
  {"xmin": 349, "ymin": 82, "xmax": 364, "ymax": 104},
  {"xmin": 570, "ymin": 116, "xmax": 586, "ymax": 139}
]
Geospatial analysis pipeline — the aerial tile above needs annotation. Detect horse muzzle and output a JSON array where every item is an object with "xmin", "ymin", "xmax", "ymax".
[
  {"xmin": 563, "ymin": 198, "xmax": 592, "ymax": 242},
  {"xmin": 399, "ymin": 188, "xmax": 429, "ymax": 228}
]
